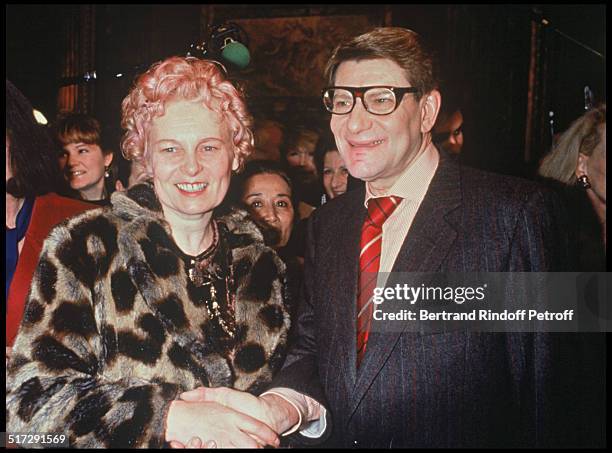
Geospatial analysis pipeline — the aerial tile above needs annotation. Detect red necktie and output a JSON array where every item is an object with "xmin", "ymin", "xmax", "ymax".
[{"xmin": 357, "ymin": 196, "xmax": 402, "ymax": 367}]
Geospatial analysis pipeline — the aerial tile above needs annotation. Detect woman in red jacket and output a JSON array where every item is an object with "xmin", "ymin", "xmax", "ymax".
[{"xmin": 5, "ymin": 80, "xmax": 94, "ymax": 356}]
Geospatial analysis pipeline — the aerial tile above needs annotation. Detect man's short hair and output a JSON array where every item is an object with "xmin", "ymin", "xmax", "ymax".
[{"xmin": 324, "ymin": 27, "xmax": 439, "ymax": 100}]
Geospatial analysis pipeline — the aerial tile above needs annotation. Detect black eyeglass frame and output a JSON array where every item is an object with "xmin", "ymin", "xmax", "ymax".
[{"xmin": 322, "ymin": 85, "xmax": 420, "ymax": 115}]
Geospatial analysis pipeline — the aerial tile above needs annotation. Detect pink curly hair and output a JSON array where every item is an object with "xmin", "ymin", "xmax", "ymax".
[{"xmin": 120, "ymin": 56, "xmax": 253, "ymax": 170}]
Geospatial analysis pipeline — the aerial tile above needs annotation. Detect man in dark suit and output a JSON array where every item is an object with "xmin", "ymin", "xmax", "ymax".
[{"xmin": 179, "ymin": 27, "xmax": 601, "ymax": 448}]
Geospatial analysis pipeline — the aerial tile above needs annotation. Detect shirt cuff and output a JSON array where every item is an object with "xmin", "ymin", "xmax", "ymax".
[
  {"xmin": 260, "ymin": 387, "xmax": 326, "ymax": 437},
  {"xmin": 299, "ymin": 406, "xmax": 327, "ymax": 438}
]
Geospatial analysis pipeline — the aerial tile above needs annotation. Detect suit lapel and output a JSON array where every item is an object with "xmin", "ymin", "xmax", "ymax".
[
  {"xmin": 329, "ymin": 188, "xmax": 367, "ymax": 390},
  {"xmin": 392, "ymin": 157, "xmax": 463, "ymax": 274},
  {"xmin": 349, "ymin": 156, "xmax": 463, "ymax": 417}
]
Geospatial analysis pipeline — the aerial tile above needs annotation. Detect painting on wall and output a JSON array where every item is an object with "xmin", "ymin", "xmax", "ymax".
[
  {"xmin": 199, "ymin": 5, "xmax": 388, "ymax": 127},
  {"xmin": 232, "ymin": 15, "xmax": 379, "ymax": 98}
]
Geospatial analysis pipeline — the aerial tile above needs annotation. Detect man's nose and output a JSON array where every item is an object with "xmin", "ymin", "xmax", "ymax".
[{"xmin": 347, "ymin": 99, "xmax": 372, "ymax": 134}]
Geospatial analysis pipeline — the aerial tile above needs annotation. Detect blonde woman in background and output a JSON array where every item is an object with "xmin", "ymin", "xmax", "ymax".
[{"xmin": 539, "ymin": 103, "xmax": 606, "ymax": 269}]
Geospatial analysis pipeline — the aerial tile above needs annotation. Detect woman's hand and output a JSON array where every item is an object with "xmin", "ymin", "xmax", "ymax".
[
  {"xmin": 169, "ymin": 437, "xmax": 218, "ymax": 449},
  {"xmin": 165, "ymin": 399, "xmax": 280, "ymax": 449}
]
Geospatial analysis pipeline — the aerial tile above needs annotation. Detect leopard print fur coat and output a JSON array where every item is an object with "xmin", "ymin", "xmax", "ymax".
[{"xmin": 6, "ymin": 182, "xmax": 290, "ymax": 448}]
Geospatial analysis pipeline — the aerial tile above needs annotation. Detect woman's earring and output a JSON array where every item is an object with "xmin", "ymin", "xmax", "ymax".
[
  {"xmin": 104, "ymin": 166, "xmax": 110, "ymax": 178},
  {"xmin": 577, "ymin": 174, "xmax": 591, "ymax": 190}
]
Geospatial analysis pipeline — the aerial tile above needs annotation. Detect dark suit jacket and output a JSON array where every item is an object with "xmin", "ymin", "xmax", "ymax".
[{"xmin": 270, "ymin": 155, "xmax": 603, "ymax": 447}]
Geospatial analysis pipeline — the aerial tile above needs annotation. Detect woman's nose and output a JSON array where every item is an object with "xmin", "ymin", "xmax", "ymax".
[
  {"xmin": 65, "ymin": 153, "xmax": 78, "ymax": 167},
  {"xmin": 259, "ymin": 204, "xmax": 278, "ymax": 223},
  {"xmin": 331, "ymin": 173, "xmax": 341, "ymax": 188},
  {"xmin": 298, "ymin": 152, "xmax": 310, "ymax": 166},
  {"xmin": 181, "ymin": 153, "xmax": 202, "ymax": 175}
]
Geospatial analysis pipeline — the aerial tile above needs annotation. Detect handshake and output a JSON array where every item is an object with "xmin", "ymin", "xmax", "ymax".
[{"xmin": 165, "ymin": 387, "xmax": 300, "ymax": 448}]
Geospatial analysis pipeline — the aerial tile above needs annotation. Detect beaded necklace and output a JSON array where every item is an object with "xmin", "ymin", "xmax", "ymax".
[{"xmin": 186, "ymin": 220, "xmax": 236, "ymax": 338}]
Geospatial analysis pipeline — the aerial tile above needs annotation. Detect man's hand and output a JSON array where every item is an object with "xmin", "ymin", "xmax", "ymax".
[
  {"xmin": 165, "ymin": 399, "xmax": 280, "ymax": 448},
  {"xmin": 180, "ymin": 387, "xmax": 300, "ymax": 435}
]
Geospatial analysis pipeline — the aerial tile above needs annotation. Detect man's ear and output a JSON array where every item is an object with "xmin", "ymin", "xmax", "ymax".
[
  {"xmin": 420, "ymin": 89, "xmax": 441, "ymax": 134},
  {"xmin": 575, "ymin": 152, "xmax": 590, "ymax": 178}
]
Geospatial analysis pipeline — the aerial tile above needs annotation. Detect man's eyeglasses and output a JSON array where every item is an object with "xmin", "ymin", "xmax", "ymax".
[{"xmin": 322, "ymin": 86, "xmax": 419, "ymax": 116}]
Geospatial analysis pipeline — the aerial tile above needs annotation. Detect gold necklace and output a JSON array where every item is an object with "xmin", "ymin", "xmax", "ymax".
[{"xmin": 203, "ymin": 274, "xmax": 236, "ymax": 338}]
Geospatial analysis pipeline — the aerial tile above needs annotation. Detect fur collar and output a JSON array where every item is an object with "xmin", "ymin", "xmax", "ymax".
[{"xmin": 110, "ymin": 180, "xmax": 265, "ymax": 245}]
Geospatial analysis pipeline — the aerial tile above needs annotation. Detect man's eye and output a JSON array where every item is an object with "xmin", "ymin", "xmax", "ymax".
[
  {"xmin": 162, "ymin": 147, "xmax": 177, "ymax": 153},
  {"xmin": 203, "ymin": 145, "xmax": 218, "ymax": 152},
  {"xmin": 374, "ymin": 96, "xmax": 393, "ymax": 104},
  {"xmin": 453, "ymin": 127, "xmax": 463, "ymax": 136},
  {"xmin": 341, "ymin": 167, "xmax": 349, "ymax": 175},
  {"xmin": 334, "ymin": 97, "xmax": 351, "ymax": 107},
  {"xmin": 78, "ymin": 148, "xmax": 89, "ymax": 154}
]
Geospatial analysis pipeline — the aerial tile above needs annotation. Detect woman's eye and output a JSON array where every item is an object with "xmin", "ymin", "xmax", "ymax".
[
  {"xmin": 203, "ymin": 145, "xmax": 217, "ymax": 152},
  {"xmin": 250, "ymin": 200, "xmax": 263, "ymax": 208},
  {"xmin": 276, "ymin": 200, "xmax": 289, "ymax": 208},
  {"xmin": 162, "ymin": 147, "xmax": 177, "ymax": 153},
  {"xmin": 78, "ymin": 148, "xmax": 89, "ymax": 154},
  {"xmin": 341, "ymin": 167, "xmax": 349, "ymax": 175},
  {"xmin": 323, "ymin": 168, "xmax": 333, "ymax": 175}
]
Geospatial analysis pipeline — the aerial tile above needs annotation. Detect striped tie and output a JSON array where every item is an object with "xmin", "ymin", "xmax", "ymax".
[{"xmin": 357, "ymin": 196, "xmax": 402, "ymax": 367}]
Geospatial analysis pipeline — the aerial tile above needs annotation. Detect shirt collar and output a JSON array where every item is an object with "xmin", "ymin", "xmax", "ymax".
[{"xmin": 364, "ymin": 143, "xmax": 439, "ymax": 207}]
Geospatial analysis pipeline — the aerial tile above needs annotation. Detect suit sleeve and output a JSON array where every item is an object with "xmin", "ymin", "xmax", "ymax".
[
  {"xmin": 504, "ymin": 186, "xmax": 603, "ymax": 447},
  {"xmin": 507, "ymin": 185, "xmax": 570, "ymax": 272},
  {"xmin": 5, "ymin": 224, "xmax": 180, "ymax": 448},
  {"xmin": 265, "ymin": 213, "xmax": 333, "ymax": 445}
]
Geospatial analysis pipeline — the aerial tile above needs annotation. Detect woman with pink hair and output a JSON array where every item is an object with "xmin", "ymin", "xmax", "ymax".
[{"xmin": 6, "ymin": 57, "xmax": 290, "ymax": 448}]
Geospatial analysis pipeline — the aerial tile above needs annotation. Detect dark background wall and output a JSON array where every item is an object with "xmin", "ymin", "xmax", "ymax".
[{"xmin": 6, "ymin": 4, "xmax": 606, "ymax": 179}]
